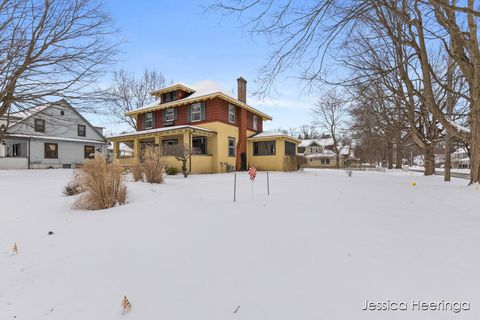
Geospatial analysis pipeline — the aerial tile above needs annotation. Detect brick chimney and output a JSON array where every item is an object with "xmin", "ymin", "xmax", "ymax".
[{"xmin": 237, "ymin": 77, "xmax": 247, "ymax": 103}]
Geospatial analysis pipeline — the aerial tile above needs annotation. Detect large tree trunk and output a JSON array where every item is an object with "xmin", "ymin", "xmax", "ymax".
[
  {"xmin": 444, "ymin": 131, "xmax": 452, "ymax": 181},
  {"xmin": 387, "ymin": 142, "xmax": 393, "ymax": 169},
  {"xmin": 424, "ymin": 144, "xmax": 436, "ymax": 176},
  {"xmin": 470, "ymin": 121, "xmax": 480, "ymax": 184},
  {"xmin": 395, "ymin": 131, "xmax": 402, "ymax": 169}
]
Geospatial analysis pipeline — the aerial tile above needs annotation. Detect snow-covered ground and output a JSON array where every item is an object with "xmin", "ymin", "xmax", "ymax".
[{"xmin": 1, "ymin": 168, "xmax": 480, "ymax": 320}]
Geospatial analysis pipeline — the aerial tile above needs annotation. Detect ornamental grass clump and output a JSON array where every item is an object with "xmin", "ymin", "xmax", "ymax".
[
  {"xmin": 130, "ymin": 158, "xmax": 143, "ymax": 182},
  {"xmin": 141, "ymin": 145, "xmax": 166, "ymax": 183},
  {"xmin": 74, "ymin": 156, "xmax": 127, "ymax": 210}
]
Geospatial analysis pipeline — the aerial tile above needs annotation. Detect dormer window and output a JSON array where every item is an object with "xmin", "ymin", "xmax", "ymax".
[
  {"xmin": 253, "ymin": 115, "xmax": 258, "ymax": 130},
  {"xmin": 165, "ymin": 108, "xmax": 175, "ymax": 122},
  {"xmin": 191, "ymin": 103, "xmax": 201, "ymax": 122},
  {"xmin": 162, "ymin": 91, "xmax": 177, "ymax": 103},
  {"xmin": 144, "ymin": 112, "xmax": 153, "ymax": 129},
  {"xmin": 228, "ymin": 105, "xmax": 236, "ymax": 123}
]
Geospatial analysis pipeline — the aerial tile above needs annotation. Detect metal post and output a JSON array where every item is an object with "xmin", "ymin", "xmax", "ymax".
[
  {"xmin": 267, "ymin": 171, "xmax": 270, "ymax": 195},
  {"xmin": 233, "ymin": 173, "xmax": 237, "ymax": 202}
]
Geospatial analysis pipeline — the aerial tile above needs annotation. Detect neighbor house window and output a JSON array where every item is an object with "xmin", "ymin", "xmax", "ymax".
[
  {"xmin": 253, "ymin": 141, "xmax": 276, "ymax": 156},
  {"xmin": 228, "ymin": 105, "xmax": 236, "ymax": 123},
  {"xmin": 144, "ymin": 112, "xmax": 153, "ymax": 129},
  {"xmin": 44, "ymin": 143, "xmax": 58, "ymax": 159},
  {"xmin": 191, "ymin": 103, "xmax": 201, "ymax": 122},
  {"xmin": 78, "ymin": 124, "xmax": 86, "ymax": 137},
  {"xmin": 192, "ymin": 136, "xmax": 207, "ymax": 154},
  {"xmin": 285, "ymin": 141, "xmax": 296, "ymax": 156},
  {"xmin": 253, "ymin": 114, "xmax": 258, "ymax": 130},
  {"xmin": 84, "ymin": 145, "xmax": 95, "ymax": 159},
  {"xmin": 12, "ymin": 144, "xmax": 21, "ymax": 157},
  {"xmin": 228, "ymin": 137, "xmax": 236, "ymax": 157},
  {"xmin": 34, "ymin": 119, "xmax": 45, "ymax": 132},
  {"xmin": 165, "ymin": 108, "xmax": 175, "ymax": 122}
]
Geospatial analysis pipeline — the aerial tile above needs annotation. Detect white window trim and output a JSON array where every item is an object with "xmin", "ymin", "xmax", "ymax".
[
  {"xmin": 253, "ymin": 115, "xmax": 258, "ymax": 130},
  {"xmin": 191, "ymin": 103, "xmax": 201, "ymax": 122},
  {"xmin": 165, "ymin": 109, "xmax": 175, "ymax": 122},
  {"xmin": 144, "ymin": 113, "xmax": 153, "ymax": 129},
  {"xmin": 228, "ymin": 105, "xmax": 236, "ymax": 123}
]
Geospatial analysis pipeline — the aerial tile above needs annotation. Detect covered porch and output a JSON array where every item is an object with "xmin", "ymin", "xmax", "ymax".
[{"xmin": 108, "ymin": 125, "xmax": 217, "ymax": 174}]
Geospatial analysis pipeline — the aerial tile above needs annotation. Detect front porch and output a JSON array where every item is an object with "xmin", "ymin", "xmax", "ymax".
[{"xmin": 108, "ymin": 125, "xmax": 217, "ymax": 174}]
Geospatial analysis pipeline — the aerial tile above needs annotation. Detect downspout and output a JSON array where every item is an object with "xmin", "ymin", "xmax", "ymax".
[
  {"xmin": 28, "ymin": 138, "xmax": 31, "ymax": 169},
  {"xmin": 188, "ymin": 131, "xmax": 192, "ymax": 174}
]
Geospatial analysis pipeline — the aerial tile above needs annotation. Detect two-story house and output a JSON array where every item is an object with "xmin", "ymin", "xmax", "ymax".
[
  {"xmin": 108, "ymin": 77, "xmax": 300, "ymax": 173},
  {"xmin": 0, "ymin": 100, "xmax": 107, "ymax": 169}
]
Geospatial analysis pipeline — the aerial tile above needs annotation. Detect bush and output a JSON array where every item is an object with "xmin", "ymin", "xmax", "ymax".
[
  {"xmin": 283, "ymin": 155, "xmax": 307, "ymax": 171},
  {"xmin": 130, "ymin": 158, "xmax": 143, "ymax": 182},
  {"xmin": 63, "ymin": 180, "xmax": 82, "ymax": 196},
  {"xmin": 165, "ymin": 166, "xmax": 178, "ymax": 175},
  {"xmin": 73, "ymin": 156, "xmax": 127, "ymax": 210},
  {"xmin": 141, "ymin": 146, "xmax": 166, "ymax": 183}
]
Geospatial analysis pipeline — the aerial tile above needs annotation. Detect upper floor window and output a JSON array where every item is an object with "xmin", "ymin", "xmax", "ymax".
[
  {"xmin": 165, "ymin": 108, "xmax": 175, "ymax": 122},
  {"xmin": 228, "ymin": 105, "xmax": 236, "ymax": 123},
  {"xmin": 162, "ymin": 91, "xmax": 177, "ymax": 103},
  {"xmin": 253, "ymin": 114, "xmax": 258, "ymax": 130},
  {"xmin": 144, "ymin": 112, "xmax": 153, "ymax": 129},
  {"xmin": 78, "ymin": 124, "xmax": 86, "ymax": 137},
  {"xmin": 191, "ymin": 103, "xmax": 201, "ymax": 122},
  {"xmin": 34, "ymin": 119, "xmax": 45, "ymax": 132}
]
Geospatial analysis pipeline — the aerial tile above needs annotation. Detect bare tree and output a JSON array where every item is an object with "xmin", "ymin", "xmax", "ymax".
[
  {"xmin": 106, "ymin": 68, "xmax": 166, "ymax": 130},
  {"xmin": 312, "ymin": 89, "xmax": 347, "ymax": 168},
  {"xmin": 298, "ymin": 124, "xmax": 319, "ymax": 139},
  {"xmin": 0, "ymin": 0, "xmax": 119, "ymax": 143},
  {"xmin": 162, "ymin": 144, "xmax": 192, "ymax": 178}
]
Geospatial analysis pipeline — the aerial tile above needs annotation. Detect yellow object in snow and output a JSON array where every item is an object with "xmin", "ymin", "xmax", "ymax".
[{"xmin": 412, "ymin": 182, "xmax": 417, "ymax": 186}]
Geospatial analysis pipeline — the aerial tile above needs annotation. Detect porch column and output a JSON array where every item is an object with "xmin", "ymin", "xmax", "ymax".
[
  {"xmin": 113, "ymin": 141, "xmax": 119, "ymax": 159},
  {"xmin": 133, "ymin": 139, "xmax": 141, "ymax": 159},
  {"xmin": 183, "ymin": 130, "xmax": 192, "ymax": 173}
]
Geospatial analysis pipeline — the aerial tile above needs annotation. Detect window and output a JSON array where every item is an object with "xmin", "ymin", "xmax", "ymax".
[
  {"xmin": 253, "ymin": 114, "xmax": 258, "ymax": 130},
  {"xmin": 228, "ymin": 137, "xmax": 236, "ymax": 157},
  {"xmin": 253, "ymin": 141, "xmax": 276, "ymax": 156},
  {"xmin": 144, "ymin": 113, "xmax": 153, "ymax": 129},
  {"xmin": 191, "ymin": 103, "xmax": 201, "ymax": 122},
  {"xmin": 12, "ymin": 144, "xmax": 21, "ymax": 157},
  {"xmin": 162, "ymin": 91, "xmax": 177, "ymax": 103},
  {"xmin": 84, "ymin": 145, "xmax": 95, "ymax": 159},
  {"xmin": 285, "ymin": 141, "xmax": 296, "ymax": 156},
  {"xmin": 162, "ymin": 139, "xmax": 178, "ymax": 146},
  {"xmin": 78, "ymin": 124, "xmax": 86, "ymax": 137},
  {"xmin": 228, "ymin": 105, "xmax": 236, "ymax": 123},
  {"xmin": 192, "ymin": 136, "xmax": 207, "ymax": 154},
  {"xmin": 165, "ymin": 108, "xmax": 175, "ymax": 122},
  {"xmin": 34, "ymin": 119, "xmax": 45, "ymax": 132},
  {"xmin": 44, "ymin": 143, "xmax": 58, "ymax": 159}
]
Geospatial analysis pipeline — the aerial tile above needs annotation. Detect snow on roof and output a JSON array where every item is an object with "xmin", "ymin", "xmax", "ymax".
[
  {"xmin": 299, "ymin": 138, "xmax": 335, "ymax": 148},
  {"xmin": 9, "ymin": 104, "xmax": 49, "ymax": 120},
  {"xmin": 248, "ymin": 131, "xmax": 301, "ymax": 142},
  {"xmin": 108, "ymin": 125, "xmax": 215, "ymax": 139},
  {"xmin": 448, "ymin": 120, "xmax": 470, "ymax": 134}
]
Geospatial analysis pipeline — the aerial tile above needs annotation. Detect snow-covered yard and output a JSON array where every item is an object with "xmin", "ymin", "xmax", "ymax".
[{"xmin": 1, "ymin": 168, "xmax": 480, "ymax": 320}]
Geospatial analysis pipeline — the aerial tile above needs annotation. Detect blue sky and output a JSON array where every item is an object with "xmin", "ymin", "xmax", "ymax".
[{"xmin": 98, "ymin": 0, "xmax": 315, "ymax": 134}]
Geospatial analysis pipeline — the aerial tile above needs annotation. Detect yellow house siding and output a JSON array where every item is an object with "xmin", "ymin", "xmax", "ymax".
[{"xmin": 247, "ymin": 137, "xmax": 292, "ymax": 171}]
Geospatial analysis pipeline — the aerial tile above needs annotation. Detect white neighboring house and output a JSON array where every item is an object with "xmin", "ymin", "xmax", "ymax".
[
  {"xmin": 451, "ymin": 148, "xmax": 470, "ymax": 169},
  {"xmin": 0, "ymin": 100, "xmax": 106, "ymax": 169},
  {"xmin": 298, "ymin": 138, "xmax": 354, "ymax": 167}
]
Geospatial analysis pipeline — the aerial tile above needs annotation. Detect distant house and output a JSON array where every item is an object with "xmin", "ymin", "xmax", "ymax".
[
  {"xmin": 298, "ymin": 138, "xmax": 354, "ymax": 167},
  {"xmin": 0, "ymin": 100, "xmax": 106, "ymax": 169},
  {"xmin": 108, "ymin": 77, "xmax": 300, "ymax": 172},
  {"xmin": 451, "ymin": 148, "xmax": 470, "ymax": 169}
]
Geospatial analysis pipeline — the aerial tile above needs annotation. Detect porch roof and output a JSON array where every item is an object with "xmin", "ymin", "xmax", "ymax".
[{"xmin": 107, "ymin": 125, "xmax": 216, "ymax": 141}]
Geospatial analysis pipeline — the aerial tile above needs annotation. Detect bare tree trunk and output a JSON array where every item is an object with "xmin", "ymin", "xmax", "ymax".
[
  {"xmin": 424, "ymin": 145, "xmax": 436, "ymax": 176},
  {"xmin": 395, "ymin": 133, "xmax": 403, "ymax": 169},
  {"xmin": 387, "ymin": 141, "xmax": 393, "ymax": 169}
]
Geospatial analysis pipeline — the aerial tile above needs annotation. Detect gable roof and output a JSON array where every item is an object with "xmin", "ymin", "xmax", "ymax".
[
  {"xmin": 298, "ymin": 138, "xmax": 335, "ymax": 148},
  {"xmin": 6, "ymin": 99, "xmax": 106, "ymax": 141},
  {"xmin": 126, "ymin": 80, "xmax": 273, "ymax": 121}
]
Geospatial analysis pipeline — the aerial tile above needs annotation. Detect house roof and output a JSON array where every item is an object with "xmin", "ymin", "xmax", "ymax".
[
  {"xmin": 248, "ymin": 131, "xmax": 301, "ymax": 143},
  {"xmin": 298, "ymin": 138, "xmax": 335, "ymax": 148},
  {"xmin": 126, "ymin": 80, "xmax": 273, "ymax": 121},
  {"xmin": 107, "ymin": 125, "xmax": 215, "ymax": 140},
  {"xmin": 150, "ymin": 82, "xmax": 195, "ymax": 96}
]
